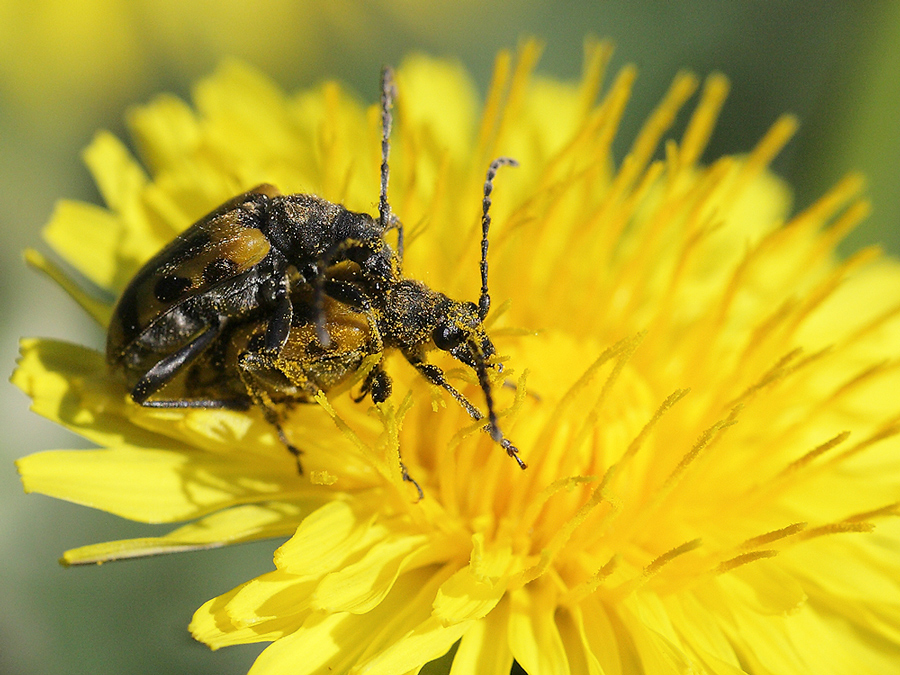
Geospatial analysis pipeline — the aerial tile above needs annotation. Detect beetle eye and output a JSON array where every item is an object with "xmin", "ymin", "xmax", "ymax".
[{"xmin": 433, "ymin": 324, "xmax": 465, "ymax": 351}]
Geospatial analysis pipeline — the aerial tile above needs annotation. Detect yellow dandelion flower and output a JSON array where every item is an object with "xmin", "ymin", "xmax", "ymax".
[{"xmin": 16, "ymin": 39, "xmax": 900, "ymax": 674}]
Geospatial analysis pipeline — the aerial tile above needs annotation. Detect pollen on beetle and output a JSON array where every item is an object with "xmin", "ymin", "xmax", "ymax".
[{"xmin": 16, "ymin": 38, "xmax": 900, "ymax": 675}]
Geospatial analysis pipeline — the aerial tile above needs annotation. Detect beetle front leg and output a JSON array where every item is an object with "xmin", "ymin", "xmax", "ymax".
[
  {"xmin": 353, "ymin": 363, "xmax": 392, "ymax": 403},
  {"xmin": 263, "ymin": 276, "xmax": 293, "ymax": 354},
  {"xmin": 407, "ymin": 357, "xmax": 526, "ymax": 469}
]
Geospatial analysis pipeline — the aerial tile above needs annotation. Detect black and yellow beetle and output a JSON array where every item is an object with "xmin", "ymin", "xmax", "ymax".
[
  {"xmin": 106, "ymin": 185, "xmax": 399, "ymax": 406},
  {"xmin": 107, "ymin": 67, "xmax": 525, "ymax": 473}
]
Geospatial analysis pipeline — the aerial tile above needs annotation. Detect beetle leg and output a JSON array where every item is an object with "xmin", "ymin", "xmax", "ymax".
[
  {"xmin": 273, "ymin": 421, "xmax": 303, "ymax": 474},
  {"xmin": 131, "ymin": 317, "xmax": 226, "ymax": 404},
  {"xmin": 353, "ymin": 363, "xmax": 392, "ymax": 403},
  {"xmin": 237, "ymin": 350, "xmax": 305, "ymax": 474},
  {"xmin": 368, "ymin": 366, "xmax": 393, "ymax": 403},
  {"xmin": 138, "ymin": 397, "xmax": 251, "ymax": 410},
  {"xmin": 312, "ymin": 235, "xmax": 394, "ymax": 348},
  {"xmin": 407, "ymin": 357, "xmax": 526, "ymax": 469},
  {"xmin": 263, "ymin": 277, "xmax": 293, "ymax": 354}
]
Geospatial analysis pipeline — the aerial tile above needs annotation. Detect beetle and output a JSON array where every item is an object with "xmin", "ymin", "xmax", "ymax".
[
  {"xmin": 107, "ymin": 66, "xmax": 525, "ymax": 471},
  {"xmin": 107, "ymin": 70, "xmax": 401, "ymax": 408},
  {"xmin": 105, "ymin": 184, "xmax": 399, "ymax": 406}
]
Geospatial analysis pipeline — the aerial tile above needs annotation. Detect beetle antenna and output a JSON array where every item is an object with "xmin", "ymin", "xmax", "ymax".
[
  {"xmin": 479, "ymin": 157, "xmax": 518, "ymax": 319},
  {"xmin": 472, "ymin": 345, "xmax": 526, "ymax": 469},
  {"xmin": 380, "ymin": 66, "xmax": 402, "ymax": 260}
]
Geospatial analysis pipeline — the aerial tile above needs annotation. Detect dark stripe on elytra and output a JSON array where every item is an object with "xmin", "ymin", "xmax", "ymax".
[
  {"xmin": 154, "ymin": 275, "xmax": 192, "ymax": 303},
  {"xmin": 203, "ymin": 257, "xmax": 239, "ymax": 285},
  {"xmin": 114, "ymin": 230, "xmax": 213, "ymax": 343},
  {"xmin": 116, "ymin": 292, "xmax": 142, "ymax": 343},
  {"xmin": 163, "ymin": 230, "xmax": 213, "ymax": 267}
]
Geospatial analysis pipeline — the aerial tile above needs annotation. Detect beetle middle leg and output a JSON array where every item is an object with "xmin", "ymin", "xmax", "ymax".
[{"xmin": 237, "ymin": 350, "xmax": 308, "ymax": 473}]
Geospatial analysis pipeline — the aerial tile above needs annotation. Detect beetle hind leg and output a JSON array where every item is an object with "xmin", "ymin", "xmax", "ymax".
[
  {"xmin": 130, "ymin": 318, "xmax": 227, "ymax": 405},
  {"xmin": 274, "ymin": 421, "xmax": 304, "ymax": 474}
]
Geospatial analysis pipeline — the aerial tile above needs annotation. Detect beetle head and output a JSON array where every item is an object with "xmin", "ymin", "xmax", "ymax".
[{"xmin": 432, "ymin": 300, "xmax": 498, "ymax": 372}]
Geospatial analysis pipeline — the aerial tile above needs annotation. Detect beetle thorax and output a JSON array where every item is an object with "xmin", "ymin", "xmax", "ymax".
[
  {"xmin": 265, "ymin": 194, "xmax": 379, "ymax": 260},
  {"xmin": 380, "ymin": 280, "xmax": 450, "ymax": 348}
]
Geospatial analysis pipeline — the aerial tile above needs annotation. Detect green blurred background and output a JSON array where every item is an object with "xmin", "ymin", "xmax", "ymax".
[{"xmin": 2, "ymin": 1, "xmax": 898, "ymax": 673}]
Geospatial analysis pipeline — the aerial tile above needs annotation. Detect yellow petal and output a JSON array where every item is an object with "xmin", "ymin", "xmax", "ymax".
[
  {"xmin": 226, "ymin": 571, "xmax": 317, "ymax": 629},
  {"xmin": 395, "ymin": 55, "xmax": 478, "ymax": 165},
  {"xmin": 194, "ymin": 60, "xmax": 289, "ymax": 147},
  {"xmin": 127, "ymin": 93, "xmax": 201, "ymax": 175},
  {"xmin": 42, "ymin": 199, "xmax": 129, "ymax": 290},
  {"xmin": 508, "ymin": 578, "xmax": 571, "ymax": 675},
  {"xmin": 620, "ymin": 593, "xmax": 696, "ymax": 674},
  {"xmin": 449, "ymin": 599, "xmax": 513, "ymax": 675},
  {"xmin": 685, "ymin": 646, "xmax": 750, "ymax": 675},
  {"xmin": 782, "ymin": 534, "xmax": 900, "ymax": 643},
  {"xmin": 720, "ymin": 560, "xmax": 808, "ymax": 616},
  {"xmin": 191, "ymin": 576, "xmax": 307, "ymax": 649},
  {"xmin": 577, "ymin": 596, "xmax": 626, "ymax": 675},
  {"xmin": 83, "ymin": 129, "xmax": 148, "ymax": 214},
  {"xmin": 247, "ymin": 612, "xmax": 359, "ymax": 674},
  {"xmin": 47, "ymin": 132, "xmax": 165, "ymax": 291},
  {"xmin": 62, "ymin": 502, "xmax": 305, "ymax": 565},
  {"xmin": 12, "ymin": 338, "xmax": 176, "ymax": 449},
  {"xmin": 559, "ymin": 603, "xmax": 608, "ymax": 675},
  {"xmin": 555, "ymin": 606, "xmax": 601, "ymax": 675},
  {"xmin": 246, "ymin": 565, "xmax": 450, "ymax": 675},
  {"xmin": 666, "ymin": 593, "xmax": 743, "ymax": 672},
  {"xmin": 313, "ymin": 534, "xmax": 431, "ymax": 614},
  {"xmin": 274, "ymin": 501, "xmax": 380, "ymax": 577},
  {"xmin": 24, "ymin": 248, "xmax": 112, "ymax": 327},
  {"xmin": 782, "ymin": 602, "xmax": 899, "ymax": 675},
  {"xmin": 351, "ymin": 616, "xmax": 471, "ymax": 675},
  {"xmin": 17, "ymin": 446, "xmax": 285, "ymax": 522},
  {"xmin": 433, "ymin": 563, "xmax": 508, "ymax": 625},
  {"xmin": 721, "ymin": 604, "xmax": 810, "ymax": 673}
]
